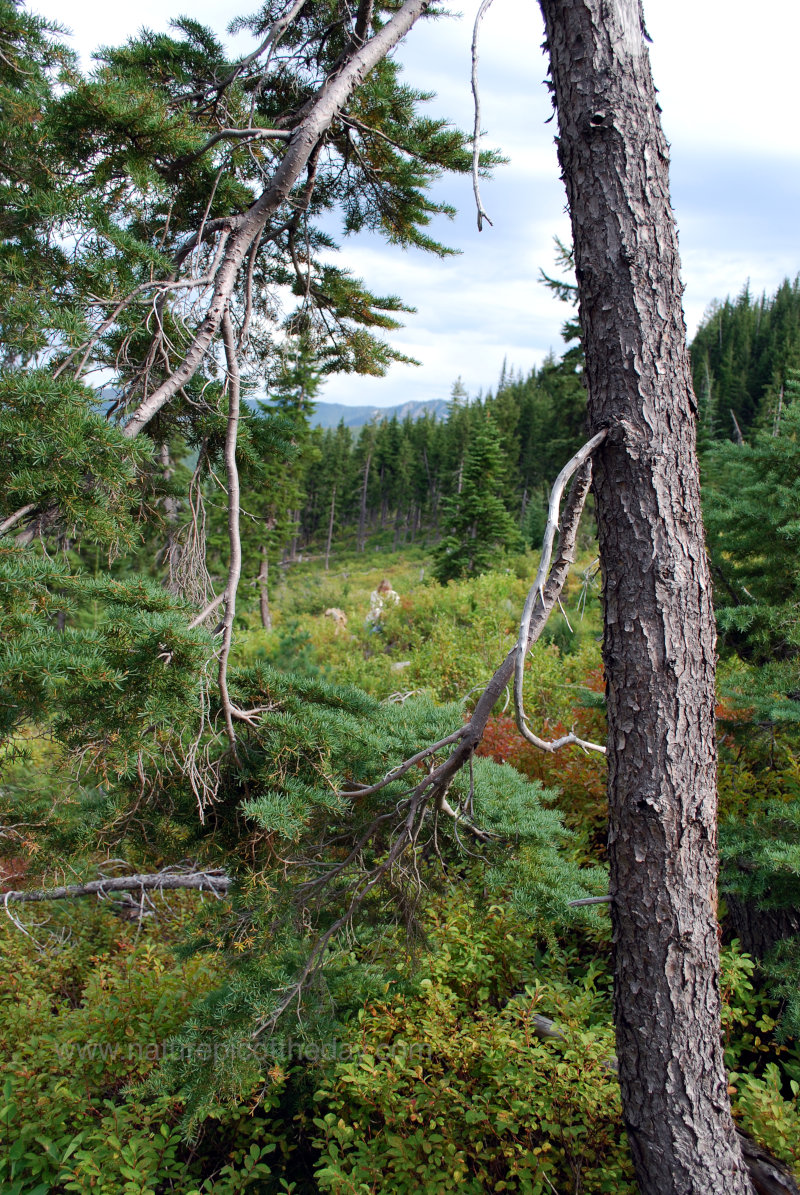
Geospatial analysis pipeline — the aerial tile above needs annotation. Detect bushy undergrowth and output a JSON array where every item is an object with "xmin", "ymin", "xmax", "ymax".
[
  {"xmin": 2, "ymin": 887, "xmax": 798, "ymax": 1193},
  {"xmin": 3, "ymin": 542, "xmax": 800, "ymax": 1190},
  {"xmin": 236, "ymin": 547, "xmax": 603, "ymax": 705},
  {"xmin": 312, "ymin": 900, "xmax": 634, "ymax": 1194}
]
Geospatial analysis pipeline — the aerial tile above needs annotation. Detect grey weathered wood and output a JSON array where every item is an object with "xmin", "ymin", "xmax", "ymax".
[
  {"xmin": 3, "ymin": 870, "xmax": 231, "ymax": 903},
  {"xmin": 538, "ymin": 0, "xmax": 752, "ymax": 1189}
]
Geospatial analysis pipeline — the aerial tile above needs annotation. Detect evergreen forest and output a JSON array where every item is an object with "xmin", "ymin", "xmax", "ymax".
[{"xmin": 1, "ymin": 1, "xmax": 800, "ymax": 1191}]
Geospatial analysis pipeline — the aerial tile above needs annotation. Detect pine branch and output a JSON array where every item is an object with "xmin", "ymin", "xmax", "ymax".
[
  {"xmin": 121, "ymin": 0, "xmax": 433, "ymax": 440},
  {"xmin": 255, "ymin": 454, "xmax": 600, "ymax": 1038}
]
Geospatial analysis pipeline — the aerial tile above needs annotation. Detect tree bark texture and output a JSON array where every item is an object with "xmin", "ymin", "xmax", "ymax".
[{"xmin": 538, "ymin": 1, "xmax": 751, "ymax": 1190}]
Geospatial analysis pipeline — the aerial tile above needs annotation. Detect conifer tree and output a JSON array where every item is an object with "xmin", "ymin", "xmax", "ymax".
[
  {"xmin": 703, "ymin": 369, "xmax": 800, "ymax": 723},
  {"xmin": 433, "ymin": 410, "xmax": 521, "ymax": 582},
  {"xmin": 260, "ymin": 336, "xmax": 323, "ymax": 565},
  {"xmin": 690, "ymin": 277, "xmax": 800, "ymax": 440}
]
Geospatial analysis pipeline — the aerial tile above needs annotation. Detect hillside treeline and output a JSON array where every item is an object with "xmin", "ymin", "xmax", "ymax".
[
  {"xmin": 294, "ymin": 351, "xmax": 587, "ymax": 556},
  {"xmin": 691, "ymin": 276, "xmax": 800, "ymax": 440},
  {"xmin": 272, "ymin": 275, "xmax": 800, "ymax": 563}
]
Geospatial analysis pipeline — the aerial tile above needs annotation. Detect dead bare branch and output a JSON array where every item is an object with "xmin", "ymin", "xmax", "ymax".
[
  {"xmin": 174, "ymin": 126, "xmax": 293, "ymax": 172},
  {"xmin": 340, "ymin": 728, "xmax": 468, "ymax": 798},
  {"xmin": 188, "ymin": 592, "xmax": 226, "ymax": 630},
  {"xmin": 218, "ymin": 309, "xmax": 244, "ymax": 754},
  {"xmin": 167, "ymin": 451, "xmax": 215, "ymax": 606},
  {"xmin": 470, "ymin": 0, "xmax": 497, "ymax": 231},
  {"xmin": 0, "ymin": 503, "xmax": 37, "ymax": 537},
  {"xmin": 3, "ymin": 867, "xmax": 231, "ymax": 905},
  {"xmin": 514, "ymin": 430, "xmax": 608, "ymax": 755}
]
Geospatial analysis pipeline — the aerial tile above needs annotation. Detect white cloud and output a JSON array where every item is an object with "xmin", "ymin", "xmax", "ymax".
[{"xmin": 34, "ymin": 0, "xmax": 800, "ymax": 407}]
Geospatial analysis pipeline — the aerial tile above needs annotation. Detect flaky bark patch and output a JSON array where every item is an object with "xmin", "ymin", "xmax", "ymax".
[{"xmin": 538, "ymin": 1, "xmax": 752, "ymax": 1190}]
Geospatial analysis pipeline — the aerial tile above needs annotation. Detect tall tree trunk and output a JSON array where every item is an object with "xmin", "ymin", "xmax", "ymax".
[
  {"xmin": 724, "ymin": 894, "xmax": 800, "ymax": 962},
  {"xmin": 258, "ymin": 549, "xmax": 272, "ymax": 631},
  {"xmin": 379, "ymin": 467, "xmax": 388, "ymax": 528},
  {"xmin": 539, "ymin": 1, "xmax": 751, "ymax": 1190},
  {"xmin": 421, "ymin": 445, "xmax": 437, "ymax": 524},
  {"xmin": 288, "ymin": 510, "xmax": 300, "ymax": 562},
  {"xmin": 325, "ymin": 485, "xmax": 336, "ymax": 571},
  {"xmin": 357, "ymin": 450, "xmax": 372, "ymax": 552}
]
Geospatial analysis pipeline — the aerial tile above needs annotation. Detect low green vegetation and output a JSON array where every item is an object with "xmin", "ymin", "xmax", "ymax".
[{"xmin": 3, "ymin": 542, "xmax": 800, "ymax": 1191}]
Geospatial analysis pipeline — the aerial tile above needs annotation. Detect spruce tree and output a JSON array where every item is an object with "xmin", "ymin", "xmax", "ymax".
[
  {"xmin": 703, "ymin": 369, "xmax": 800, "ymax": 723},
  {"xmin": 700, "ymin": 373, "xmax": 800, "ymax": 1039},
  {"xmin": 689, "ymin": 277, "xmax": 800, "ymax": 440},
  {"xmin": 433, "ymin": 410, "xmax": 521, "ymax": 582}
]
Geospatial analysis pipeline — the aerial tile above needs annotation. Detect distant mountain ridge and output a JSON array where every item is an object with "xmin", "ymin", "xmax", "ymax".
[
  {"xmin": 96, "ymin": 389, "xmax": 449, "ymax": 430},
  {"xmin": 308, "ymin": 398, "xmax": 449, "ymax": 428}
]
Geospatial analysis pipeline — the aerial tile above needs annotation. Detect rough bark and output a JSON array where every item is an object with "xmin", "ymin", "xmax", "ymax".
[{"xmin": 538, "ymin": 0, "xmax": 751, "ymax": 1190}]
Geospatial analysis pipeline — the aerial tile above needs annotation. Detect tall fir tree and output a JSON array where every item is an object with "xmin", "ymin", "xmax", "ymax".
[
  {"xmin": 703, "ymin": 368, "xmax": 800, "ymax": 722},
  {"xmin": 433, "ymin": 410, "xmax": 521, "ymax": 582}
]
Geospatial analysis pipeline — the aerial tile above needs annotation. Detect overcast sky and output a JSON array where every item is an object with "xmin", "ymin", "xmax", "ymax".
[{"xmin": 35, "ymin": 0, "xmax": 800, "ymax": 406}]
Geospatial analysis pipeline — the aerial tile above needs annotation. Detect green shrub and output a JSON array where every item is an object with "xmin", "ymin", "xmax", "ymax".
[
  {"xmin": 311, "ymin": 901, "xmax": 635, "ymax": 1194},
  {"xmin": 720, "ymin": 942, "xmax": 800, "ymax": 1177},
  {"xmin": 0, "ymin": 903, "xmax": 299, "ymax": 1193}
]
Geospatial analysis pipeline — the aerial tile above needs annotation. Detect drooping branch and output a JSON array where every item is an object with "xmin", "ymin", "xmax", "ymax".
[
  {"xmin": 470, "ymin": 0, "xmax": 497, "ymax": 231},
  {"xmin": 218, "ymin": 308, "xmax": 244, "ymax": 751},
  {"xmin": 514, "ymin": 430, "xmax": 608, "ymax": 754},
  {"xmin": 121, "ymin": 0, "xmax": 433, "ymax": 440}
]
